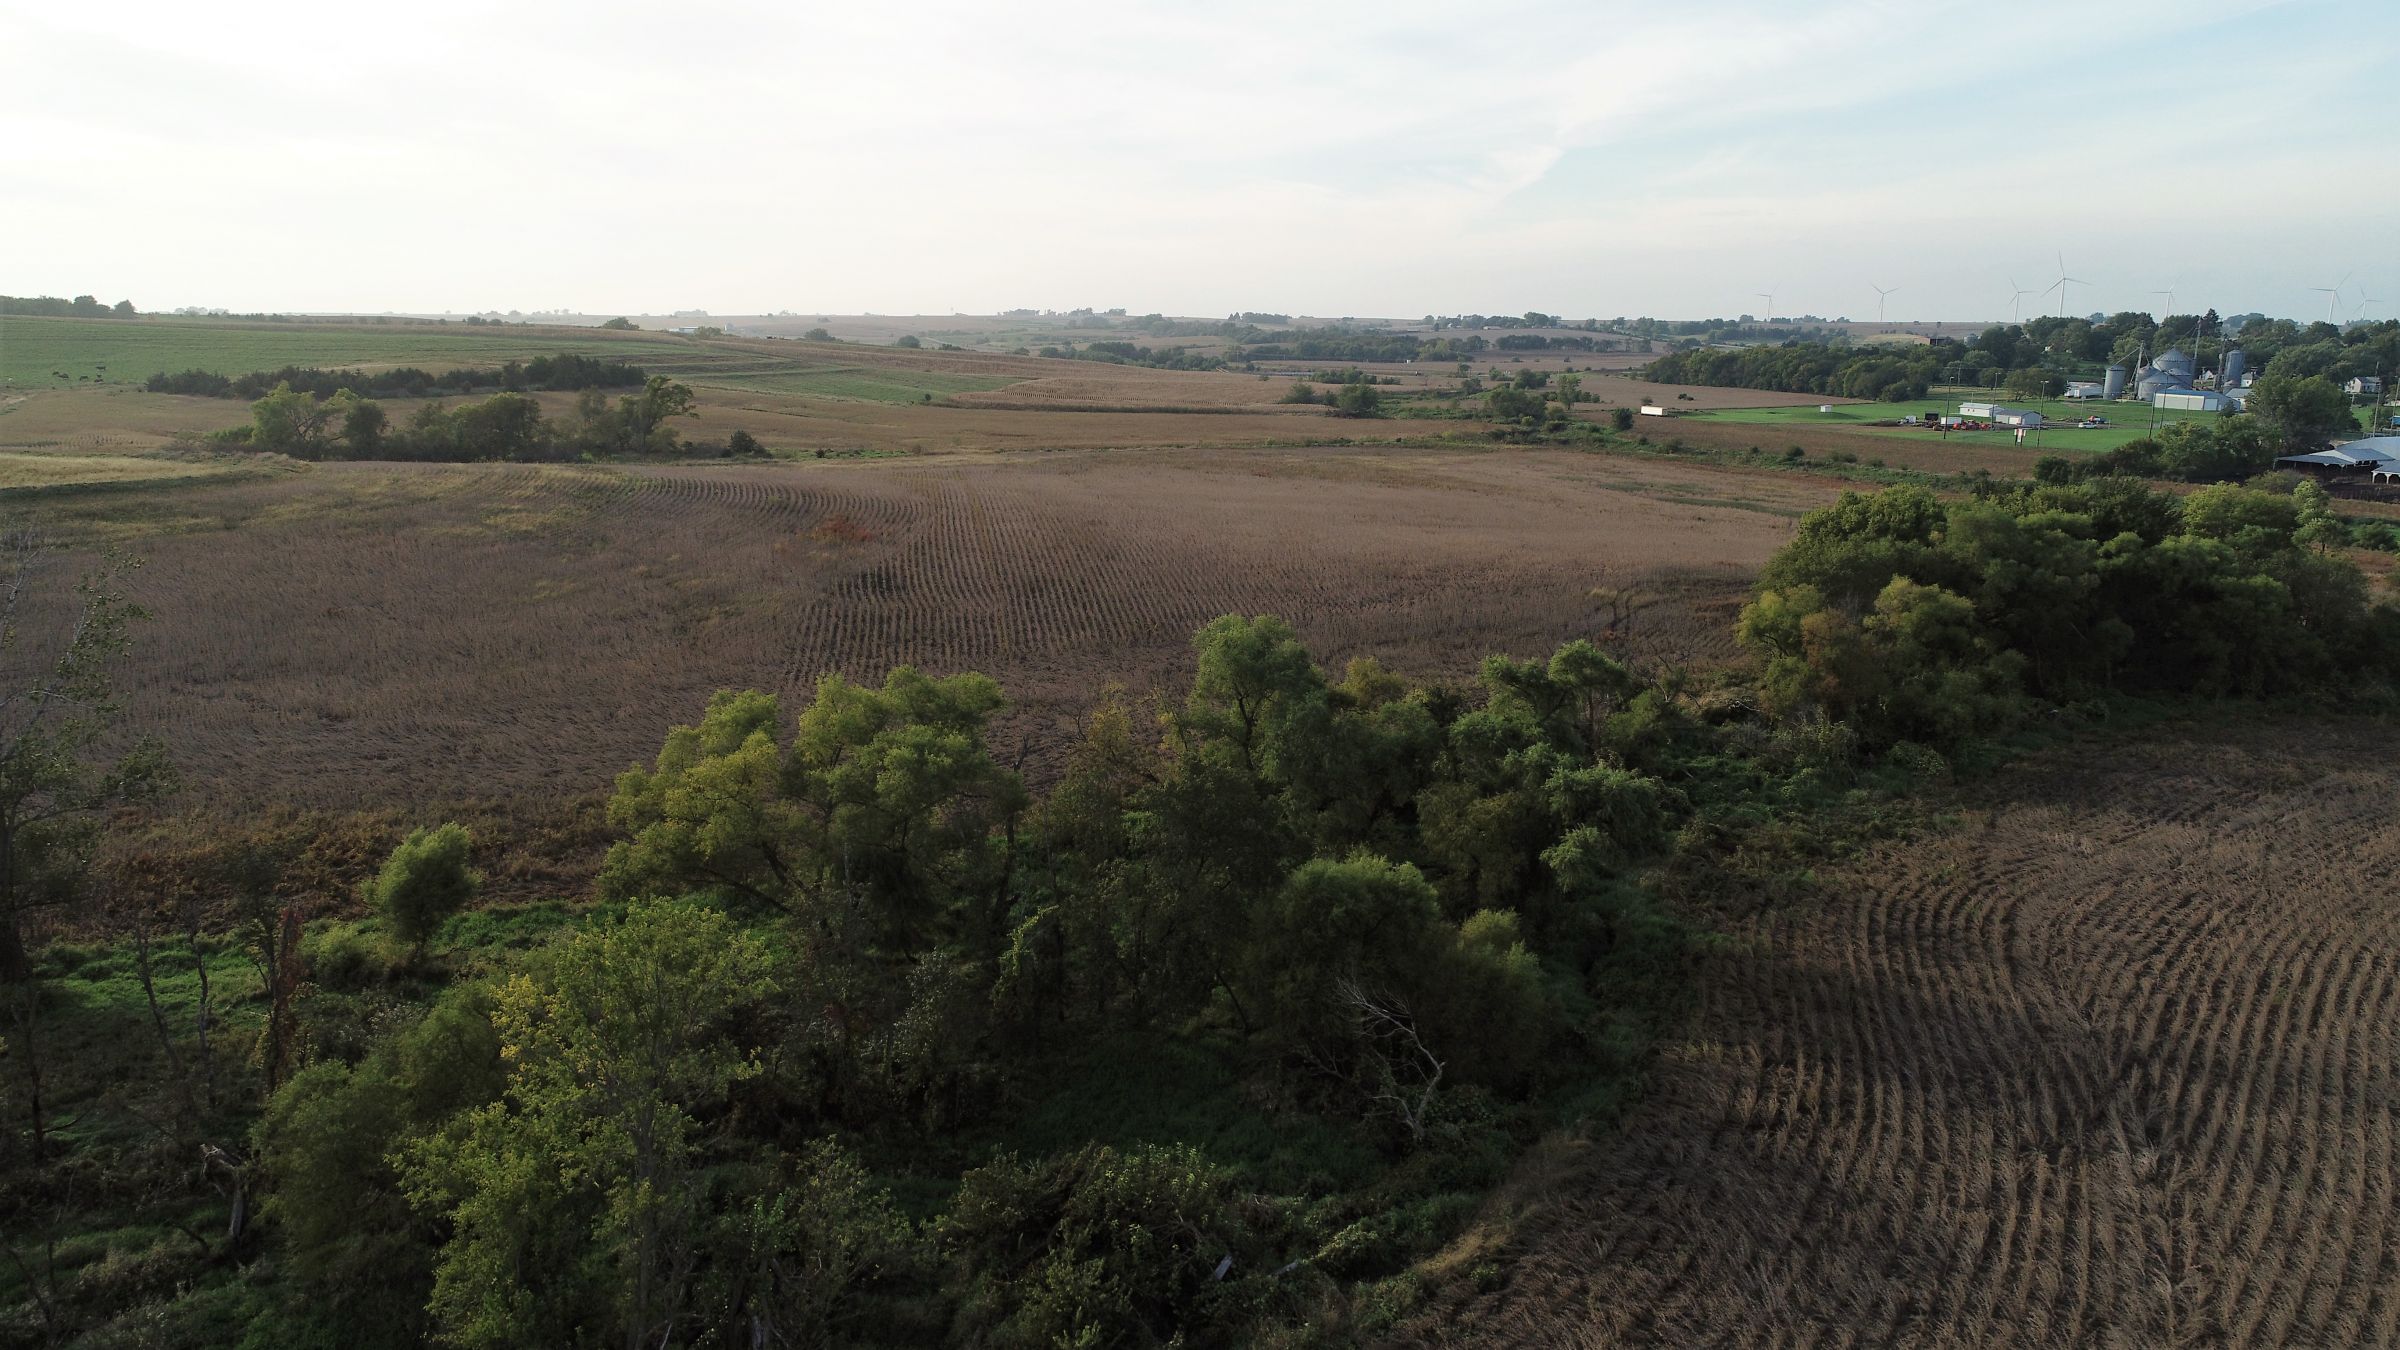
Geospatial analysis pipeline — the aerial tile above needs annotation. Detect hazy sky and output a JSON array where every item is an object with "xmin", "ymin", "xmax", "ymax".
[{"xmin": 8, "ymin": 0, "xmax": 2394, "ymax": 322}]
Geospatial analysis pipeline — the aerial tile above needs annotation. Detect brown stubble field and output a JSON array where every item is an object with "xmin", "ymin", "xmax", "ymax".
[
  {"xmin": 1408, "ymin": 717, "xmax": 2400, "ymax": 1347},
  {"xmin": 40, "ymin": 446, "xmax": 1831, "ymax": 821}
]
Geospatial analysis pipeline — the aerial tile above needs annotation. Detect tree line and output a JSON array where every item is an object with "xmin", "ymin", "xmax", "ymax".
[
  {"xmin": 1645, "ymin": 343, "xmax": 1944, "ymax": 401},
  {"xmin": 209, "ymin": 375, "xmax": 768, "ymax": 462},
  {"xmin": 1, "ymin": 294, "xmax": 136, "ymax": 318},
  {"xmin": 144, "ymin": 352, "xmax": 648, "ymax": 401},
  {"xmin": 1646, "ymin": 316, "xmax": 2400, "ymax": 404}
]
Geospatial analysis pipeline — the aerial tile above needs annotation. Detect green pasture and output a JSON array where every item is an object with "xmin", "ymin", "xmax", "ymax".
[
  {"xmin": 1, "ymin": 318, "xmax": 1027, "ymax": 408},
  {"xmin": 1688, "ymin": 390, "xmax": 2232, "ymax": 452},
  {"xmin": 0, "ymin": 315, "xmax": 681, "ymax": 390}
]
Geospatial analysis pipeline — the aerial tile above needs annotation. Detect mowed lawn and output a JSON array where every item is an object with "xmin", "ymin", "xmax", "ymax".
[
  {"xmin": 1686, "ymin": 390, "xmax": 2232, "ymax": 452},
  {"xmin": 0, "ymin": 316, "xmax": 684, "ymax": 390}
]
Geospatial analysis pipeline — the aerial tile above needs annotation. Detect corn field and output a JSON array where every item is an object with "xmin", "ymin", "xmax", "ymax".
[
  {"xmin": 59, "ymin": 447, "xmax": 1809, "ymax": 807},
  {"xmin": 1413, "ymin": 721, "xmax": 2400, "ymax": 1347}
]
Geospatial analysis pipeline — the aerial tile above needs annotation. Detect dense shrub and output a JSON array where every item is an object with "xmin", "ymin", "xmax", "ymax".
[
  {"xmin": 369, "ymin": 823, "xmax": 479, "ymax": 953},
  {"xmin": 940, "ymin": 1144, "xmax": 1270, "ymax": 1349},
  {"xmin": 1739, "ymin": 480, "xmax": 2400, "ymax": 748}
]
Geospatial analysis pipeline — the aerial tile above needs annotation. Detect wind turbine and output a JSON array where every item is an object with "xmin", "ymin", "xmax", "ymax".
[
  {"xmin": 1871, "ymin": 283, "xmax": 1898, "ymax": 324},
  {"xmin": 2309, "ymin": 272, "xmax": 2350, "ymax": 323},
  {"xmin": 2354, "ymin": 288, "xmax": 2383, "ymax": 321},
  {"xmin": 2048, "ymin": 253, "xmax": 2089, "ymax": 320},
  {"xmin": 1754, "ymin": 287, "xmax": 1778, "ymax": 320},
  {"xmin": 2150, "ymin": 277, "xmax": 2179, "ymax": 315},
  {"xmin": 2008, "ymin": 277, "xmax": 2036, "ymax": 324}
]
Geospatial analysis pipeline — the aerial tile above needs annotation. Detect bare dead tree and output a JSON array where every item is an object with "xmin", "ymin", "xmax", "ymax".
[
  {"xmin": 1338, "ymin": 977, "xmax": 1444, "ymax": 1145},
  {"xmin": 113, "ymin": 879, "xmax": 199, "ymax": 1137},
  {"xmin": 1588, "ymin": 570, "xmax": 1661, "ymax": 649}
]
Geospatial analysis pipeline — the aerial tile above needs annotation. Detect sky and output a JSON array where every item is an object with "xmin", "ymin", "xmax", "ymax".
[{"xmin": 5, "ymin": 0, "xmax": 2394, "ymax": 323}]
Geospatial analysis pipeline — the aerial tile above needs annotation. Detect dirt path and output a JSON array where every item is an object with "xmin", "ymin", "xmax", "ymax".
[{"xmin": 1416, "ymin": 720, "xmax": 2400, "ymax": 1347}]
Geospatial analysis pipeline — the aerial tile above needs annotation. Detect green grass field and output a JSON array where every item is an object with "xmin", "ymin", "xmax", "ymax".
[
  {"xmin": 3, "ymin": 318, "xmax": 1028, "ymax": 409},
  {"xmin": 0, "ymin": 315, "xmax": 683, "ymax": 390},
  {"xmin": 1687, "ymin": 390, "xmax": 2229, "ymax": 452}
]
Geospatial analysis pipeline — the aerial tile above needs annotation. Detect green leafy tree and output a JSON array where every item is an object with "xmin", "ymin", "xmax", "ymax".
[
  {"xmin": 2247, "ymin": 373, "xmax": 2355, "ymax": 453},
  {"xmin": 2003, "ymin": 367, "xmax": 2059, "ymax": 399},
  {"xmin": 1237, "ymin": 853, "xmax": 1446, "ymax": 1052},
  {"xmin": 621, "ymin": 376, "xmax": 698, "ymax": 451},
  {"xmin": 332, "ymin": 389, "xmax": 387, "ymax": 456},
  {"xmin": 599, "ymin": 316, "xmax": 636, "ymax": 330},
  {"xmin": 257, "ymin": 985, "xmax": 506, "ymax": 1347},
  {"xmin": 603, "ymin": 672, "xmax": 1025, "ymax": 956},
  {"xmin": 713, "ymin": 1140, "xmax": 921, "ymax": 1346},
  {"xmin": 249, "ymin": 381, "xmax": 338, "ymax": 457},
  {"xmin": 1332, "ymin": 381, "xmax": 1383, "ymax": 417},
  {"xmin": 1487, "ymin": 385, "xmax": 1543, "ymax": 421},
  {"xmin": 399, "ymin": 900, "xmax": 777, "ymax": 1349},
  {"xmin": 370, "ymin": 822, "xmax": 480, "ymax": 956},
  {"xmin": 940, "ymin": 1143, "xmax": 1264, "ymax": 1349}
]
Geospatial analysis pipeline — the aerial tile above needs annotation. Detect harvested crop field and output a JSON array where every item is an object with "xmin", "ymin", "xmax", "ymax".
[
  {"xmin": 44, "ymin": 446, "xmax": 1831, "ymax": 810},
  {"xmin": 1416, "ymin": 718, "xmax": 2400, "ymax": 1347}
]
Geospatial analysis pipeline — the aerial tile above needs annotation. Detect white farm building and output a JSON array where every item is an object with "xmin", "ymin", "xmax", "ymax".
[{"xmin": 2274, "ymin": 437, "xmax": 2400, "ymax": 481}]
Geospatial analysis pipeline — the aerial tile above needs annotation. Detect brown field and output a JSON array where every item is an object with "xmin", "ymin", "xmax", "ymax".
[
  {"xmin": 43, "ymin": 446, "xmax": 1832, "ymax": 814},
  {"xmin": 1413, "ymin": 718, "xmax": 2400, "ymax": 1347}
]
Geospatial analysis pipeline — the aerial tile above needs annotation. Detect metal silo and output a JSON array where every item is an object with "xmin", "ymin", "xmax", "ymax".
[
  {"xmin": 2104, "ymin": 364, "xmax": 2128, "ymax": 400},
  {"xmin": 2221, "ymin": 348, "xmax": 2246, "ymax": 389}
]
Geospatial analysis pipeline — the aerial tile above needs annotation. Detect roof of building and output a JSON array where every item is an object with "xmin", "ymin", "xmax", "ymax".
[{"xmin": 2276, "ymin": 437, "xmax": 2400, "ymax": 469}]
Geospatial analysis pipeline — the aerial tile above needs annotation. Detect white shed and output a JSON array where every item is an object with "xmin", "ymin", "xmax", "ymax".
[
  {"xmin": 1995, "ymin": 408, "xmax": 2044, "ymax": 428},
  {"xmin": 2154, "ymin": 390, "xmax": 2227, "ymax": 412},
  {"xmin": 1959, "ymin": 400, "xmax": 1998, "ymax": 418}
]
